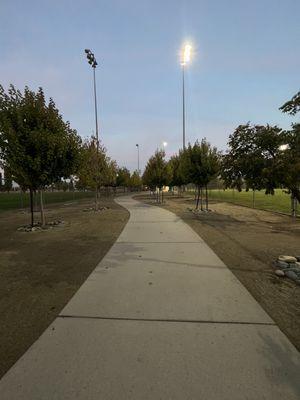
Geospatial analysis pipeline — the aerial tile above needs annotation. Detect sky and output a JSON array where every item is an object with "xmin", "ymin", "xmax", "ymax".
[{"xmin": 1, "ymin": 0, "xmax": 299, "ymax": 172}]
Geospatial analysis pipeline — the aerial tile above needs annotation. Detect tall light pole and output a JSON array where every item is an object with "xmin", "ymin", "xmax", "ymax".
[
  {"xmin": 181, "ymin": 43, "xmax": 192, "ymax": 150},
  {"xmin": 85, "ymin": 49, "xmax": 99, "ymax": 210},
  {"xmin": 136, "ymin": 144, "xmax": 140, "ymax": 175},
  {"xmin": 85, "ymin": 49, "xmax": 99, "ymax": 150}
]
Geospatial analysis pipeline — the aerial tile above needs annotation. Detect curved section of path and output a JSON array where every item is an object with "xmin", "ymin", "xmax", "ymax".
[{"xmin": 0, "ymin": 196, "xmax": 299, "ymax": 399}]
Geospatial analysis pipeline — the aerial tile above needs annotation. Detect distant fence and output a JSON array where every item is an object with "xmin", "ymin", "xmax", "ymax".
[
  {"xmin": 0, "ymin": 187, "xmax": 142, "ymax": 212},
  {"xmin": 184, "ymin": 186, "xmax": 299, "ymax": 217}
]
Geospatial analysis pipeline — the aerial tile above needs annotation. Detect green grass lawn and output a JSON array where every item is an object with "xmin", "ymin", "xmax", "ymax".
[
  {"xmin": 204, "ymin": 188, "xmax": 299, "ymax": 216},
  {"xmin": 0, "ymin": 191, "xmax": 95, "ymax": 212}
]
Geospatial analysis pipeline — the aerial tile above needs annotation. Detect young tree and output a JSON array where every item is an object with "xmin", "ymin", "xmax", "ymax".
[
  {"xmin": 103, "ymin": 159, "xmax": 117, "ymax": 195},
  {"xmin": 129, "ymin": 170, "xmax": 142, "ymax": 191},
  {"xmin": 116, "ymin": 167, "xmax": 131, "ymax": 192},
  {"xmin": 76, "ymin": 138, "xmax": 106, "ymax": 207},
  {"xmin": 168, "ymin": 153, "xmax": 186, "ymax": 195},
  {"xmin": 76, "ymin": 138, "xmax": 117, "ymax": 202},
  {"xmin": 180, "ymin": 139, "xmax": 219, "ymax": 210},
  {"xmin": 142, "ymin": 150, "xmax": 170, "ymax": 203},
  {"xmin": 0, "ymin": 85, "xmax": 81, "ymax": 226}
]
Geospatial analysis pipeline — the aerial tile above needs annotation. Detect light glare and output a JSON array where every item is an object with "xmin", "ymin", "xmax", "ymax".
[
  {"xmin": 182, "ymin": 43, "xmax": 193, "ymax": 65},
  {"xmin": 279, "ymin": 144, "xmax": 289, "ymax": 151}
]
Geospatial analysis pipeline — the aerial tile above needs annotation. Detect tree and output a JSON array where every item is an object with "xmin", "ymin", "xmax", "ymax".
[
  {"xmin": 142, "ymin": 150, "xmax": 170, "ymax": 203},
  {"xmin": 129, "ymin": 170, "xmax": 142, "ymax": 191},
  {"xmin": 221, "ymin": 124, "xmax": 284, "ymax": 206},
  {"xmin": 0, "ymin": 85, "xmax": 82, "ymax": 226},
  {"xmin": 276, "ymin": 124, "xmax": 300, "ymax": 216},
  {"xmin": 116, "ymin": 167, "xmax": 131, "ymax": 192},
  {"xmin": 3, "ymin": 167, "xmax": 13, "ymax": 192},
  {"xmin": 76, "ymin": 138, "xmax": 118, "ymax": 202},
  {"xmin": 280, "ymin": 91, "xmax": 300, "ymax": 115},
  {"xmin": 168, "ymin": 153, "xmax": 186, "ymax": 195},
  {"xmin": 180, "ymin": 139, "xmax": 219, "ymax": 210}
]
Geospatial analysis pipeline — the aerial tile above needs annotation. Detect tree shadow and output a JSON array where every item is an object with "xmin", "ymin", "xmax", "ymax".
[{"xmin": 257, "ymin": 330, "xmax": 300, "ymax": 397}]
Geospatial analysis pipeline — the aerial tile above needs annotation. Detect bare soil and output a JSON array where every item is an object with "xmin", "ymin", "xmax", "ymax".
[
  {"xmin": 135, "ymin": 193, "xmax": 300, "ymax": 351},
  {"xmin": 0, "ymin": 198, "xmax": 129, "ymax": 378}
]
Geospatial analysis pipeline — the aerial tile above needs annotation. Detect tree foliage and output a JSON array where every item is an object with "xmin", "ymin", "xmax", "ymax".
[
  {"xmin": 0, "ymin": 85, "xmax": 82, "ymax": 225},
  {"xmin": 279, "ymin": 91, "xmax": 300, "ymax": 115},
  {"xmin": 180, "ymin": 139, "xmax": 220, "ymax": 209},
  {"xmin": 221, "ymin": 124, "xmax": 284, "ymax": 194},
  {"xmin": 129, "ymin": 170, "xmax": 142, "ymax": 190},
  {"xmin": 168, "ymin": 153, "xmax": 186, "ymax": 189},
  {"xmin": 116, "ymin": 167, "xmax": 131, "ymax": 188}
]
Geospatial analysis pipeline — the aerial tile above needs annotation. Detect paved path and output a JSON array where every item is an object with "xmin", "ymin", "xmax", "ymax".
[{"xmin": 0, "ymin": 197, "xmax": 299, "ymax": 399}]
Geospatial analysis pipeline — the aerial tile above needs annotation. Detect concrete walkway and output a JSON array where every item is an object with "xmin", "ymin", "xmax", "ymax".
[{"xmin": 0, "ymin": 196, "xmax": 299, "ymax": 399}]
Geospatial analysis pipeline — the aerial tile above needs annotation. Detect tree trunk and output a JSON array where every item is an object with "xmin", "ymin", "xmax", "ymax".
[
  {"xmin": 196, "ymin": 185, "xmax": 200, "ymax": 209},
  {"xmin": 200, "ymin": 187, "xmax": 203, "ymax": 211},
  {"xmin": 205, "ymin": 185, "xmax": 208, "ymax": 211},
  {"xmin": 39, "ymin": 189, "xmax": 46, "ymax": 227},
  {"xmin": 252, "ymin": 189, "xmax": 255, "ymax": 208},
  {"xmin": 291, "ymin": 194, "xmax": 297, "ymax": 218},
  {"xmin": 95, "ymin": 187, "xmax": 99, "ymax": 211},
  {"xmin": 29, "ymin": 188, "xmax": 34, "ymax": 227},
  {"xmin": 162, "ymin": 188, "xmax": 164, "ymax": 203}
]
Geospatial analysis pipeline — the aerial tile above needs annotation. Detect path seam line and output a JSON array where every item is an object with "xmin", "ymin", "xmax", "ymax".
[{"xmin": 58, "ymin": 314, "xmax": 275, "ymax": 326}]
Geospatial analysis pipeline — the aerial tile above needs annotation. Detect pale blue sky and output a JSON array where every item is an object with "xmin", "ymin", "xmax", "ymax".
[{"xmin": 1, "ymin": 0, "xmax": 299, "ymax": 171}]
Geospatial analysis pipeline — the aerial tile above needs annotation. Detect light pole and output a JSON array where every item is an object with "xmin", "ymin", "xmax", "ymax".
[
  {"xmin": 136, "ymin": 144, "xmax": 140, "ymax": 175},
  {"xmin": 181, "ymin": 43, "xmax": 192, "ymax": 150},
  {"xmin": 85, "ymin": 49, "xmax": 100, "ymax": 209},
  {"xmin": 84, "ymin": 49, "xmax": 99, "ymax": 149}
]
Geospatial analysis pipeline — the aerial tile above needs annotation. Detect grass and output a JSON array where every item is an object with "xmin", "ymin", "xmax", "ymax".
[
  {"xmin": 183, "ymin": 188, "xmax": 299, "ymax": 216},
  {"xmin": 203, "ymin": 188, "xmax": 299, "ymax": 216},
  {"xmin": 0, "ymin": 191, "xmax": 95, "ymax": 212}
]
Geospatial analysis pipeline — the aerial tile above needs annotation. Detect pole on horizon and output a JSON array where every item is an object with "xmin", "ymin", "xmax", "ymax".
[
  {"xmin": 85, "ymin": 49, "xmax": 99, "ymax": 149},
  {"xmin": 136, "ymin": 143, "xmax": 140, "ymax": 175},
  {"xmin": 85, "ymin": 49, "xmax": 100, "ymax": 209},
  {"xmin": 180, "ymin": 43, "xmax": 192, "ymax": 150}
]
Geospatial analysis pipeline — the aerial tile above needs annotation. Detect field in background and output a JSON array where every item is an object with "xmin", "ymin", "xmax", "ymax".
[
  {"xmin": 0, "ymin": 191, "xmax": 95, "ymax": 212},
  {"xmin": 185, "ymin": 188, "xmax": 299, "ymax": 216}
]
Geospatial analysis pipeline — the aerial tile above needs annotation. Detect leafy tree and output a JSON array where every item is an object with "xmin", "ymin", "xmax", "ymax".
[
  {"xmin": 221, "ymin": 124, "xmax": 284, "ymax": 197},
  {"xmin": 280, "ymin": 91, "xmax": 300, "ymax": 115},
  {"xmin": 0, "ymin": 85, "xmax": 81, "ymax": 226},
  {"xmin": 276, "ymin": 124, "xmax": 300, "ymax": 216},
  {"xmin": 129, "ymin": 170, "xmax": 142, "ymax": 191},
  {"xmin": 142, "ymin": 150, "xmax": 170, "ymax": 203},
  {"xmin": 103, "ymin": 159, "xmax": 117, "ymax": 196},
  {"xmin": 3, "ymin": 167, "xmax": 13, "ymax": 192},
  {"xmin": 180, "ymin": 139, "xmax": 219, "ymax": 210},
  {"xmin": 168, "ymin": 153, "xmax": 186, "ymax": 195},
  {"xmin": 76, "ymin": 138, "xmax": 117, "ymax": 202},
  {"xmin": 116, "ymin": 167, "xmax": 131, "ymax": 192}
]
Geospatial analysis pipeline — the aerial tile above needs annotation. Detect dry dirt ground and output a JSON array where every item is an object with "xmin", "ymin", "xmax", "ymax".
[
  {"xmin": 135, "ymin": 194, "xmax": 300, "ymax": 352},
  {"xmin": 0, "ymin": 198, "xmax": 129, "ymax": 378}
]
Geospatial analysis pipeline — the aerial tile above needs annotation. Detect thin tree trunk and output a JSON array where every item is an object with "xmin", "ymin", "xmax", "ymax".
[
  {"xmin": 252, "ymin": 189, "xmax": 255, "ymax": 208},
  {"xmin": 29, "ymin": 188, "xmax": 34, "ymax": 227},
  {"xmin": 196, "ymin": 185, "xmax": 200, "ymax": 209},
  {"xmin": 39, "ymin": 189, "xmax": 46, "ymax": 227},
  {"xmin": 95, "ymin": 186, "xmax": 99, "ymax": 211},
  {"xmin": 162, "ymin": 188, "xmax": 164, "ymax": 203},
  {"xmin": 200, "ymin": 187, "xmax": 203, "ymax": 211},
  {"xmin": 205, "ymin": 184, "xmax": 208, "ymax": 210},
  {"xmin": 291, "ymin": 194, "xmax": 297, "ymax": 218}
]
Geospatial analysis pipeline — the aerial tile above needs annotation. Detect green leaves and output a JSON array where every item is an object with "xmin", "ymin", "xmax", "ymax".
[
  {"xmin": 279, "ymin": 91, "xmax": 300, "ymax": 115},
  {"xmin": 142, "ymin": 150, "xmax": 170, "ymax": 189},
  {"xmin": 0, "ymin": 85, "xmax": 82, "ymax": 191}
]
